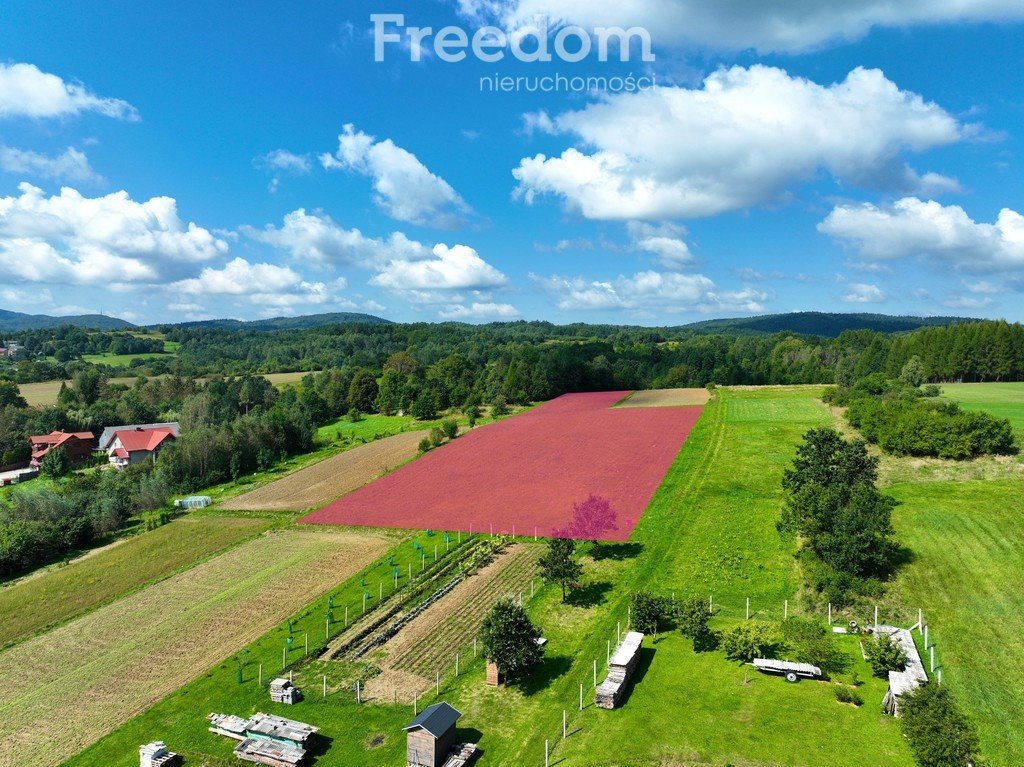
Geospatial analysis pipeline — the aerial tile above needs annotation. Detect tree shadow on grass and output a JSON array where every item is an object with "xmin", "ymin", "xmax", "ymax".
[
  {"xmin": 516, "ymin": 654, "xmax": 574, "ymax": 696},
  {"xmin": 614, "ymin": 646, "xmax": 656, "ymax": 707},
  {"xmin": 565, "ymin": 581, "xmax": 613, "ymax": 608},
  {"xmin": 453, "ymin": 728, "xmax": 484, "ymax": 762},
  {"xmin": 693, "ymin": 630, "xmax": 720, "ymax": 653},
  {"xmin": 591, "ymin": 542, "xmax": 643, "ymax": 561},
  {"xmin": 307, "ymin": 734, "xmax": 335, "ymax": 762}
]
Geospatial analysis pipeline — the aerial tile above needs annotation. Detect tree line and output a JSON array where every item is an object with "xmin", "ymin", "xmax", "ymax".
[{"xmin": 4, "ymin": 319, "xmax": 1023, "ymax": 391}]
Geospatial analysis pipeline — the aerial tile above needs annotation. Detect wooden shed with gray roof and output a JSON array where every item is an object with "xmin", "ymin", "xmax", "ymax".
[{"xmin": 403, "ymin": 702, "xmax": 464, "ymax": 767}]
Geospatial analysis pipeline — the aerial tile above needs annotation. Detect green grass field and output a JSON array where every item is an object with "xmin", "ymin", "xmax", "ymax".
[
  {"xmin": 0, "ymin": 515, "xmax": 276, "ymax": 648},
  {"xmin": 942, "ymin": 382, "xmax": 1024, "ymax": 435},
  {"xmin": 61, "ymin": 387, "xmax": 915, "ymax": 767},
  {"xmin": 888, "ymin": 480, "xmax": 1024, "ymax": 767}
]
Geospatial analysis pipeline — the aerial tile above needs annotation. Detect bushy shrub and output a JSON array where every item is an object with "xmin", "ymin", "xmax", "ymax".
[
  {"xmin": 864, "ymin": 634, "xmax": 907, "ymax": 678},
  {"xmin": 417, "ymin": 437, "xmax": 431, "ymax": 453},
  {"xmin": 834, "ymin": 685, "xmax": 863, "ymax": 706},
  {"xmin": 676, "ymin": 596, "xmax": 714, "ymax": 644},
  {"xmin": 440, "ymin": 418, "xmax": 459, "ymax": 440},
  {"xmin": 722, "ymin": 622, "xmax": 780, "ymax": 662},
  {"xmin": 631, "ymin": 591, "xmax": 668, "ymax": 635},
  {"xmin": 781, "ymin": 617, "xmax": 850, "ymax": 674}
]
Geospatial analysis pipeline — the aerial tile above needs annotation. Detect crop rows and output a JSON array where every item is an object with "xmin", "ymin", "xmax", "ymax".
[{"xmin": 391, "ymin": 544, "xmax": 543, "ymax": 677}]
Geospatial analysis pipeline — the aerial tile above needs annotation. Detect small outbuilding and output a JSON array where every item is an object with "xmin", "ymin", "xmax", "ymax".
[
  {"xmin": 875, "ymin": 625, "xmax": 928, "ymax": 716},
  {"xmin": 403, "ymin": 702, "xmax": 477, "ymax": 767}
]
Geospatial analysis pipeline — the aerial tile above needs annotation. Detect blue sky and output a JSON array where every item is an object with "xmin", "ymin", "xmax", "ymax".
[{"xmin": 1, "ymin": 0, "xmax": 1023, "ymax": 325}]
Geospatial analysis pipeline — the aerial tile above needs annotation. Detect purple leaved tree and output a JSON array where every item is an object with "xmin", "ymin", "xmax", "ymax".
[{"xmin": 554, "ymin": 494, "xmax": 619, "ymax": 546}]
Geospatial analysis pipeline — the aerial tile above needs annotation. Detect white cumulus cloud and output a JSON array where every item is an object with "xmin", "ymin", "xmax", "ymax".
[
  {"xmin": 457, "ymin": 0, "xmax": 1024, "ymax": 53},
  {"xmin": 170, "ymin": 257, "xmax": 349, "ymax": 309},
  {"xmin": 0, "ymin": 183, "xmax": 227, "ymax": 285},
  {"xmin": 321, "ymin": 124, "xmax": 472, "ymax": 228},
  {"xmin": 627, "ymin": 221, "xmax": 693, "ymax": 267},
  {"xmin": 241, "ymin": 208, "xmax": 428, "ymax": 267},
  {"xmin": 533, "ymin": 270, "xmax": 768, "ymax": 313},
  {"xmin": 513, "ymin": 66, "xmax": 965, "ymax": 221},
  {"xmin": 372, "ymin": 243, "xmax": 508, "ymax": 292},
  {"xmin": 819, "ymin": 197, "xmax": 1024, "ymax": 273},
  {"xmin": 254, "ymin": 149, "xmax": 312, "ymax": 175},
  {"xmin": 0, "ymin": 62, "xmax": 138, "ymax": 120},
  {"xmin": 0, "ymin": 145, "xmax": 98, "ymax": 182},
  {"xmin": 439, "ymin": 302, "xmax": 521, "ymax": 320},
  {"xmin": 841, "ymin": 283, "xmax": 887, "ymax": 303}
]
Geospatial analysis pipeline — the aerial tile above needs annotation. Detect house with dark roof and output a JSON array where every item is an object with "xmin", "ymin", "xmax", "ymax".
[
  {"xmin": 106, "ymin": 426, "xmax": 176, "ymax": 469},
  {"xmin": 27, "ymin": 431, "xmax": 95, "ymax": 467},
  {"xmin": 403, "ymin": 702, "xmax": 465, "ymax": 767}
]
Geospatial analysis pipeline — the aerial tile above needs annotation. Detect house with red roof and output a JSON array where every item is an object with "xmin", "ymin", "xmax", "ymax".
[
  {"xmin": 106, "ymin": 426, "xmax": 177, "ymax": 469},
  {"xmin": 28, "ymin": 431, "xmax": 96, "ymax": 467}
]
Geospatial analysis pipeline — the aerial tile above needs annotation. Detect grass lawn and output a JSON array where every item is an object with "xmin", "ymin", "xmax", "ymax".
[
  {"xmin": 0, "ymin": 514, "xmax": 277, "ymax": 649},
  {"xmin": 62, "ymin": 387, "xmax": 914, "ymax": 767},
  {"xmin": 81, "ymin": 351, "xmax": 172, "ymax": 366},
  {"xmin": 941, "ymin": 381, "xmax": 1024, "ymax": 435},
  {"xmin": 888, "ymin": 479, "xmax": 1024, "ymax": 767},
  {"xmin": 18, "ymin": 376, "xmax": 139, "ymax": 406}
]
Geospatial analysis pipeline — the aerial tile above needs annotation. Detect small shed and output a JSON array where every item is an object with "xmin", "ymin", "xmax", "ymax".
[
  {"xmin": 596, "ymin": 632, "xmax": 644, "ymax": 709},
  {"xmin": 403, "ymin": 702, "xmax": 461, "ymax": 767},
  {"xmin": 269, "ymin": 678, "xmax": 302, "ymax": 704},
  {"xmin": 139, "ymin": 741, "xmax": 179, "ymax": 767},
  {"xmin": 876, "ymin": 625, "xmax": 928, "ymax": 716}
]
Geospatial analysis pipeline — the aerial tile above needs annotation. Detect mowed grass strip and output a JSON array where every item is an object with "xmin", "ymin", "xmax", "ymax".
[
  {"xmin": 221, "ymin": 430, "xmax": 427, "ymax": 511},
  {"xmin": 615, "ymin": 387, "xmax": 711, "ymax": 407},
  {"xmin": 889, "ymin": 479, "xmax": 1024, "ymax": 767},
  {"xmin": 0, "ymin": 515, "xmax": 274, "ymax": 648},
  {"xmin": 0, "ymin": 527, "xmax": 393, "ymax": 767}
]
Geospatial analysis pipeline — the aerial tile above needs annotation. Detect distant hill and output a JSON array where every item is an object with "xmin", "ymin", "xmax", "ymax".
[
  {"xmin": 167, "ymin": 312, "xmax": 392, "ymax": 331},
  {"xmin": 681, "ymin": 312, "xmax": 980, "ymax": 337},
  {"xmin": 0, "ymin": 308, "xmax": 136, "ymax": 333}
]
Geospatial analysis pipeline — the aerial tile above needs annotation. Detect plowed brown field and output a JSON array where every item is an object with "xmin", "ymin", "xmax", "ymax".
[{"xmin": 223, "ymin": 430, "xmax": 427, "ymax": 512}]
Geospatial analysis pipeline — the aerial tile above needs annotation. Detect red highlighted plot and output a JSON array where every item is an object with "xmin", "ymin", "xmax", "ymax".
[{"xmin": 302, "ymin": 391, "xmax": 702, "ymax": 541}]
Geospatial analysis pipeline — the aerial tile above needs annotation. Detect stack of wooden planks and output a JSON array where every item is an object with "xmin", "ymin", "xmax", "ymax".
[
  {"xmin": 442, "ymin": 743, "xmax": 479, "ymax": 767},
  {"xmin": 596, "ymin": 631, "xmax": 644, "ymax": 709}
]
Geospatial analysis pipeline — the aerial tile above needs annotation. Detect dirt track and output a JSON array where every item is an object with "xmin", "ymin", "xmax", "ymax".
[{"xmin": 222, "ymin": 431, "xmax": 427, "ymax": 511}]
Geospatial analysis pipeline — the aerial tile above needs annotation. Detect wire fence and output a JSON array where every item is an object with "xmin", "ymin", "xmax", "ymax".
[{"xmin": 244, "ymin": 572, "xmax": 947, "ymax": 766}]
